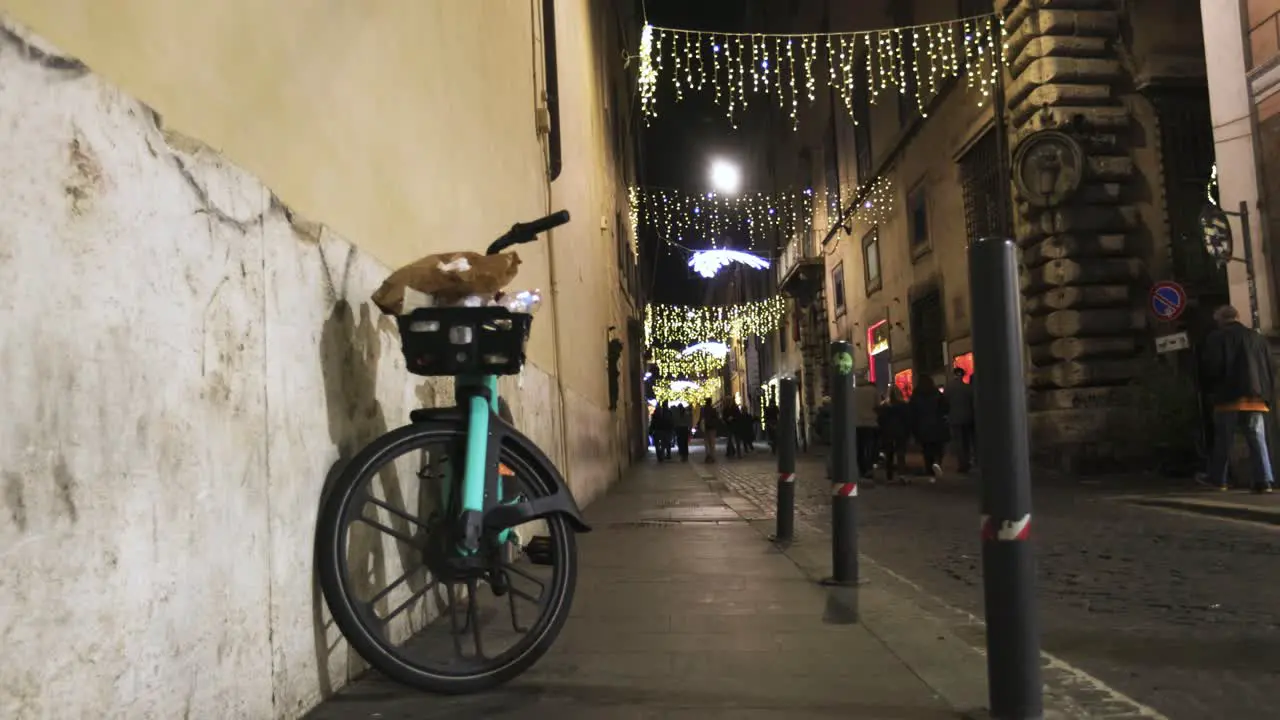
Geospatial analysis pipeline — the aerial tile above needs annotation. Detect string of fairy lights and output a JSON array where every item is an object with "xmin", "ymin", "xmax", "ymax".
[
  {"xmin": 638, "ymin": 14, "xmax": 1005, "ymax": 129},
  {"xmin": 651, "ymin": 347, "xmax": 726, "ymax": 379},
  {"xmin": 631, "ymin": 187, "xmax": 814, "ymax": 250},
  {"xmin": 631, "ymin": 175, "xmax": 897, "ymax": 254},
  {"xmin": 654, "ymin": 377, "xmax": 722, "ymax": 406},
  {"xmin": 645, "ymin": 296, "xmax": 786, "ymax": 347}
]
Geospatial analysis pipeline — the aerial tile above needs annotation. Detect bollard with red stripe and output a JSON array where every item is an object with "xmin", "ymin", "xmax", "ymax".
[
  {"xmin": 970, "ymin": 236, "xmax": 1042, "ymax": 719},
  {"xmin": 823, "ymin": 340, "xmax": 861, "ymax": 588},
  {"xmin": 770, "ymin": 377, "xmax": 798, "ymax": 543}
]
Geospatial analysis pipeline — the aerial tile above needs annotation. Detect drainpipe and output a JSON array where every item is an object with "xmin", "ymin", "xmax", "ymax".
[{"xmin": 540, "ymin": 0, "xmax": 573, "ymax": 476}]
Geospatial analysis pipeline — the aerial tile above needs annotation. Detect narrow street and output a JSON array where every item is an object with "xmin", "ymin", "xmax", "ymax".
[{"xmin": 711, "ymin": 454, "xmax": 1280, "ymax": 720}]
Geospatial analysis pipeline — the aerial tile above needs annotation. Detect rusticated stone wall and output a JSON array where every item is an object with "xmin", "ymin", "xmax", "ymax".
[{"xmin": 999, "ymin": 0, "xmax": 1149, "ymax": 468}]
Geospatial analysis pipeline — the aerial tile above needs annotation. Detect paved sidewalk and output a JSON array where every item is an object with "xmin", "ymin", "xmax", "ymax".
[
  {"xmin": 305, "ymin": 460, "xmax": 985, "ymax": 719},
  {"xmin": 1118, "ymin": 488, "xmax": 1280, "ymax": 526}
]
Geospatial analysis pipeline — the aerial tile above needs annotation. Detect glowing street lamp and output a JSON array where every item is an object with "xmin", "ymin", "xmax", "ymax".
[{"xmin": 709, "ymin": 158, "xmax": 742, "ymax": 195}]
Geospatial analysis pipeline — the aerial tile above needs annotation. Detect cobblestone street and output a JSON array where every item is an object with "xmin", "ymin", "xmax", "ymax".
[{"xmin": 708, "ymin": 454, "xmax": 1280, "ymax": 720}]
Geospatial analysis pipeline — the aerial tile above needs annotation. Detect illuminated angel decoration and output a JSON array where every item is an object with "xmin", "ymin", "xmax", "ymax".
[{"xmin": 688, "ymin": 248, "xmax": 770, "ymax": 278}]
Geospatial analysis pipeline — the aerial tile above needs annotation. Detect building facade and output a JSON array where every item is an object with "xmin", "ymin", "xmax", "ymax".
[
  {"xmin": 0, "ymin": 1, "xmax": 641, "ymax": 717},
  {"xmin": 808, "ymin": 0, "xmax": 1218, "ymax": 468}
]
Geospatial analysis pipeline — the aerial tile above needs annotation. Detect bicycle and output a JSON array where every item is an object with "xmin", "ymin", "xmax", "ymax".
[{"xmin": 316, "ymin": 210, "xmax": 590, "ymax": 695}]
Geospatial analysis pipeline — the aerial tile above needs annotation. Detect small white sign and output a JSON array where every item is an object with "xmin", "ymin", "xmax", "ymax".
[{"xmin": 1155, "ymin": 331, "xmax": 1190, "ymax": 354}]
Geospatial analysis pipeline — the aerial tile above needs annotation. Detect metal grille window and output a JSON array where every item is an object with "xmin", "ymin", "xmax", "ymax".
[
  {"xmin": 1146, "ymin": 86, "xmax": 1224, "ymax": 296},
  {"xmin": 958, "ymin": 128, "xmax": 1007, "ymax": 243}
]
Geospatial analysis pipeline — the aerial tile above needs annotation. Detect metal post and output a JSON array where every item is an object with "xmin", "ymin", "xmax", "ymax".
[
  {"xmin": 824, "ymin": 340, "xmax": 859, "ymax": 587},
  {"xmin": 1240, "ymin": 200, "xmax": 1261, "ymax": 330},
  {"xmin": 772, "ymin": 377, "xmax": 797, "ymax": 543},
  {"xmin": 969, "ymin": 237, "xmax": 1043, "ymax": 720}
]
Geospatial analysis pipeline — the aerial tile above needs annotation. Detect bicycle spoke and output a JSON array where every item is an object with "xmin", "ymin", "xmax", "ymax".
[
  {"xmin": 377, "ymin": 577, "xmax": 436, "ymax": 626},
  {"xmin": 363, "ymin": 493, "xmax": 432, "ymax": 532},
  {"xmin": 507, "ymin": 583, "xmax": 541, "ymax": 605},
  {"xmin": 367, "ymin": 564, "xmax": 425, "ymax": 607},
  {"xmin": 467, "ymin": 578, "xmax": 486, "ymax": 660},
  {"xmin": 446, "ymin": 583, "xmax": 467, "ymax": 658},
  {"xmin": 500, "ymin": 561, "xmax": 547, "ymax": 592},
  {"xmin": 507, "ymin": 583, "xmax": 528, "ymax": 632},
  {"xmin": 355, "ymin": 515, "xmax": 420, "ymax": 548}
]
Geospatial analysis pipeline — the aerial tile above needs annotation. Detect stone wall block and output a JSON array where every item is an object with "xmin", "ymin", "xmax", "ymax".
[
  {"xmin": 1022, "ymin": 233, "xmax": 1130, "ymax": 267},
  {"xmin": 1029, "ymin": 335, "xmax": 1141, "ymax": 364},
  {"xmin": 1023, "ymin": 284, "xmax": 1132, "ymax": 314},
  {"xmin": 1029, "ymin": 357, "xmax": 1145, "ymax": 388},
  {"xmin": 1024, "ymin": 256, "xmax": 1142, "ymax": 290},
  {"xmin": 1025, "ymin": 307, "xmax": 1145, "ymax": 344}
]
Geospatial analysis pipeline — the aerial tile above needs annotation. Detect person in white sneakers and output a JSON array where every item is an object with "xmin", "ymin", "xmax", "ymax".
[{"xmin": 908, "ymin": 374, "xmax": 949, "ymax": 482}]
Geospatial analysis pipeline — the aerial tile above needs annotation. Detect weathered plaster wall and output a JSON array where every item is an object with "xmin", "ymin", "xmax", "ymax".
[
  {"xmin": 0, "ymin": 12, "xmax": 624, "ymax": 719},
  {"xmin": 0, "ymin": 0, "xmax": 550, "ymax": 271}
]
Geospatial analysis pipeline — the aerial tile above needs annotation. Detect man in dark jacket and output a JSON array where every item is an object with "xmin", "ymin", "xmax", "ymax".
[
  {"xmin": 1201, "ymin": 305, "xmax": 1275, "ymax": 493},
  {"xmin": 944, "ymin": 367, "xmax": 976, "ymax": 473}
]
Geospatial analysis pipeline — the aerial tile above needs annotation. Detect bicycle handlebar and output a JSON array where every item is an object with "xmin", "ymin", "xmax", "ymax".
[{"xmin": 486, "ymin": 210, "xmax": 571, "ymax": 255}]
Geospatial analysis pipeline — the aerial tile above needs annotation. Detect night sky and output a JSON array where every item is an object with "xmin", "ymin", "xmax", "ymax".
[{"xmin": 637, "ymin": 0, "xmax": 748, "ymax": 307}]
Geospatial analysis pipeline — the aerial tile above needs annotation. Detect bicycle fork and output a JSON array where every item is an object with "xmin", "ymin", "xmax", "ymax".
[{"xmin": 456, "ymin": 375, "xmax": 515, "ymax": 555}]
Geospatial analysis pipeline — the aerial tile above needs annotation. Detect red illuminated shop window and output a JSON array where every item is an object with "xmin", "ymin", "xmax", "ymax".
[
  {"xmin": 894, "ymin": 369, "xmax": 913, "ymax": 400},
  {"xmin": 866, "ymin": 319, "xmax": 890, "ymax": 382},
  {"xmin": 953, "ymin": 352, "xmax": 974, "ymax": 382}
]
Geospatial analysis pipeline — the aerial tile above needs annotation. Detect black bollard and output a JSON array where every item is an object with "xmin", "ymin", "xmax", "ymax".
[
  {"xmin": 771, "ymin": 377, "xmax": 798, "ymax": 543},
  {"xmin": 969, "ymin": 237, "xmax": 1043, "ymax": 720},
  {"xmin": 824, "ymin": 340, "xmax": 859, "ymax": 586}
]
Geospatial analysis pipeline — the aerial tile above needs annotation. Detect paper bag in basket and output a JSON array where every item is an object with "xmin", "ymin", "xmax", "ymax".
[{"xmin": 372, "ymin": 251, "xmax": 522, "ymax": 315}]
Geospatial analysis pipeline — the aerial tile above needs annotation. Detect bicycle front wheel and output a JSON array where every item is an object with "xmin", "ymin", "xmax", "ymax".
[{"xmin": 316, "ymin": 419, "xmax": 578, "ymax": 694}]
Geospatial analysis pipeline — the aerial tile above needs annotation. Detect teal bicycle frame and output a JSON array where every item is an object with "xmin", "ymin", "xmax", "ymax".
[{"xmin": 454, "ymin": 373, "xmax": 513, "ymax": 553}]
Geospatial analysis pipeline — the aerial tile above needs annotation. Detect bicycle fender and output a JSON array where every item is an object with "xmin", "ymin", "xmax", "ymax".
[
  {"xmin": 489, "ymin": 413, "xmax": 591, "ymax": 533},
  {"xmin": 408, "ymin": 406, "xmax": 591, "ymax": 533}
]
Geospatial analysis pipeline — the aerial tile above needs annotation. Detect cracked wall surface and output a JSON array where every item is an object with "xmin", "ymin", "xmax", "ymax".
[{"xmin": 0, "ymin": 7, "xmax": 637, "ymax": 718}]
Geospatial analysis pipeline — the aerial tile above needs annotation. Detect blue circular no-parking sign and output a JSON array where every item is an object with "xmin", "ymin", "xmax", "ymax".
[{"xmin": 1149, "ymin": 281, "xmax": 1186, "ymax": 321}]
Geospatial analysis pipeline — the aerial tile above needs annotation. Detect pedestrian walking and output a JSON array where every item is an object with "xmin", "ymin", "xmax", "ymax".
[
  {"xmin": 908, "ymin": 374, "xmax": 949, "ymax": 482},
  {"xmin": 876, "ymin": 386, "xmax": 911, "ymax": 484},
  {"xmin": 699, "ymin": 399, "xmax": 721, "ymax": 464},
  {"xmin": 735, "ymin": 408, "xmax": 756, "ymax": 454},
  {"xmin": 722, "ymin": 402, "xmax": 741, "ymax": 458},
  {"xmin": 672, "ymin": 403, "xmax": 692, "ymax": 462},
  {"xmin": 853, "ymin": 377, "xmax": 880, "ymax": 479},
  {"xmin": 944, "ymin": 366, "xmax": 976, "ymax": 473},
  {"xmin": 1199, "ymin": 304, "xmax": 1276, "ymax": 493},
  {"xmin": 650, "ymin": 402, "xmax": 674, "ymax": 462}
]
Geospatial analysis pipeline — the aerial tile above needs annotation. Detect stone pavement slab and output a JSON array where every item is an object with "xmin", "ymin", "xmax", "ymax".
[
  {"xmin": 304, "ymin": 461, "xmax": 973, "ymax": 720},
  {"xmin": 1118, "ymin": 489, "xmax": 1280, "ymax": 527}
]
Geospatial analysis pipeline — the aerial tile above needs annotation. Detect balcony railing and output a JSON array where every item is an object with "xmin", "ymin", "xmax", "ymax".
[{"xmin": 776, "ymin": 232, "xmax": 820, "ymax": 287}]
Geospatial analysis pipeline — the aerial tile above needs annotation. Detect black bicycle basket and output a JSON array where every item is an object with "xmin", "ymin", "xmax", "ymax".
[{"xmin": 396, "ymin": 305, "xmax": 533, "ymax": 377}]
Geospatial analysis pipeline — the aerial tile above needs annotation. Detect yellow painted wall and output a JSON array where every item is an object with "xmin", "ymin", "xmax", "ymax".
[
  {"xmin": 2, "ymin": 0, "xmax": 550, "ymax": 268},
  {"xmin": 0, "ymin": 0, "xmax": 642, "ymax": 454}
]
